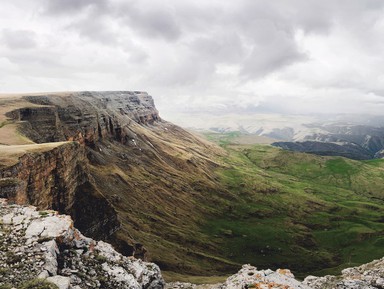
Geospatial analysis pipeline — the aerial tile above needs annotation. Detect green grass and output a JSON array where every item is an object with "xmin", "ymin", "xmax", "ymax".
[
  {"xmin": 162, "ymin": 271, "xmax": 228, "ymax": 284},
  {"xmin": 199, "ymin": 137, "xmax": 384, "ymax": 277},
  {"xmin": 204, "ymin": 131, "xmax": 242, "ymax": 147}
]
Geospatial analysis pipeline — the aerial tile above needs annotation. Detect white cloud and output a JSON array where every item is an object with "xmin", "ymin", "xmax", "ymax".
[{"xmin": 0, "ymin": 0, "xmax": 384, "ymax": 121}]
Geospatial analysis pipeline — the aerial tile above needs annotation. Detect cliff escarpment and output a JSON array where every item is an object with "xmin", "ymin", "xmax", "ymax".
[
  {"xmin": 0, "ymin": 91, "xmax": 232, "ymax": 276},
  {"xmin": 7, "ymin": 91, "xmax": 160, "ymax": 145},
  {"xmin": 0, "ymin": 141, "xmax": 119, "ymax": 241}
]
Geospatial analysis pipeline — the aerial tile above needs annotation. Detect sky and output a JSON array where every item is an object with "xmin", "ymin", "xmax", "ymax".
[{"xmin": 1, "ymin": 0, "xmax": 384, "ymax": 120}]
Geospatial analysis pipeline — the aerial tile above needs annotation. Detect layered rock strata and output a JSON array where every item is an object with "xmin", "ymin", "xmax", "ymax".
[
  {"xmin": 0, "ymin": 142, "xmax": 119, "ymax": 241},
  {"xmin": 0, "ymin": 91, "xmax": 160, "ymax": 246},
  {"xmin": 6, "ymin": 91, "xmax": 160, "ymax": 145}
]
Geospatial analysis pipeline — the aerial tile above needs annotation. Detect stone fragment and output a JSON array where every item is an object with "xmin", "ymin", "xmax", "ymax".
[{"xmin": 46, "ymin": 275, "xmax": 71, "ymax": 289}]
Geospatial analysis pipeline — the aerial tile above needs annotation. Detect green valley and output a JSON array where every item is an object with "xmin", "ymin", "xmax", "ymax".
[{"xmin": 200, "ymin": 132, "xmax": 384, "ymax": 278}]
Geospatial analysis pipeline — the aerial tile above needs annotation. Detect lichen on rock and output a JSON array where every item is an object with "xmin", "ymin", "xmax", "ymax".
[{"xmin": 0, "ymin": 198, "xmax": 164, "ymax": 289}]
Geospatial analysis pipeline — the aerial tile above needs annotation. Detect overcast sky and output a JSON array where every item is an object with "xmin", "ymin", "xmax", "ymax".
[{"xmin": 1, "ymin": 0, "xmax": 384, "ymax": 119}]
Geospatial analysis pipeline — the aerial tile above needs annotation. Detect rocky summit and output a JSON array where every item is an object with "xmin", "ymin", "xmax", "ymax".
[{"xmin": 0, "ymin": 198, "xmax": 164, "ymax": 289}]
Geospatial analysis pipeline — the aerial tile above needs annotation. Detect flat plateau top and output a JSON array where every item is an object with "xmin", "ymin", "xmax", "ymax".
[{"xmin": 0, "ymin": 142, "xmax": 69, "ymax": 167}]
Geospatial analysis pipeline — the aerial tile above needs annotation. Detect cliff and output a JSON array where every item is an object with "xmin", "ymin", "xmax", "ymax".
[
  {"xmin": 6, "ymin": 91, "xmax": 160, "ymax": 145},
  {"xmin": 0, "ymin": 91, "xmax": 229, "ymax": 275},
  {"xmin": 0, "ymin": 141, "xmax": 120, "ymax": 241}
]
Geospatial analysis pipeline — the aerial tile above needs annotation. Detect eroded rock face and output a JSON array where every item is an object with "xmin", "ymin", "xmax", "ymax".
[
  {"xmin": 0, "ymin": 142, "xmax": 119, "ymax": 241},
  {"xmin": 0, "ymin": 92, "xmax": 161, "ymax": 256},
  {"xmin": 0, "ymin": 199, "xmax": 164, "ymax": 289},
  {"xmin": 7, "ymin": 91, "xmax": 161, "ymax": 146},
  {"xmin": 0, "ymin": 91, "xmax": 227, "ymax": 273},
  {"xmin": 0, "ymin": 142, "xmax": 85, "ymax": 207}
]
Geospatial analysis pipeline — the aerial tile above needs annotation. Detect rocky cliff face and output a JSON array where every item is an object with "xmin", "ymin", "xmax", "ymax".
[
  {"xmin": 0, "ymin": 91, "xmax": 164, "ymax": 254},
  {"xmin": 1, "ymin": 91, "xmax": 164, "ymax": 242},
  {"xmin": 0, "ymin": 198, "xmax": 164, "ymax": 289},
  {"xmin": 0, "ymin": 141, "xmax": 120, "ymax": 241},
  {"xmin": 7, "ymin": 91, "xmax": 160, "ymax": 145},
  {"xmin": 0, "ymin": 91, "xmax": 228, "ymax": 275}
]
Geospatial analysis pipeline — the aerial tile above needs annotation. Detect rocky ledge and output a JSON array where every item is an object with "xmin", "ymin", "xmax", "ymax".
[
  {"xmin": 0, "ymin": 198, "xmax": 164, "ymax": 289},
  {"xmin": 168, "ymin": 261, "xmax": 384, "ymax": 289}
]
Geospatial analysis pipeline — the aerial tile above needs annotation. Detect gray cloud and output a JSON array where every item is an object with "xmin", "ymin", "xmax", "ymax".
[
  {"xmin": 67, "ymin": 16, "xmax": 118, "ymax": 44},
  {"xmin": 1, "ymin": 29, "xmax": 37, "ymax": 50},
  {"xmin": 43, "ymin": 0, "xmax": 109, "ymax": 15},
  {"xmin": 240, "ymin": 28, "xmax": 307, "ymax": 79},
  {"xmin": 115, "ymin": 1, "xmax": 182, "ymax": 41},
  {"xmin": 190, "ymin": 32, "xmax": 245, "ymax": 64},
  {"xmin": 0, "ymin": 0, "xmax": 384, "ymax": 121}
]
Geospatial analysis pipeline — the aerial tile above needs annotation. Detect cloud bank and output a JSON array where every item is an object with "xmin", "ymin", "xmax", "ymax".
[{"xmin": 1, "ymin": 0, "xmax": 384, "ymax": 120}]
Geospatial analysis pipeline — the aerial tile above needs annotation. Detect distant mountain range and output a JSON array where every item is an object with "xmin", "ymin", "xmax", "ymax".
[
  {"xmin": 169, "ymin": 112, "xmax": 384, "ymax": 160},
  {"xmin": 272, "ymin": 124, "xmax": 384, "ymax": 160}
]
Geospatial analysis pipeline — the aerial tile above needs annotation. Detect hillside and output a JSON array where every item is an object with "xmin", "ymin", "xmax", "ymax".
[
  {"xmin": 0, "ymin": 92, "xmax": 236, "ymax": 278},
  {"xmin": 0, "ymin": 93, "xmax": 383, "ymax": 282},
  {"xmin": 202, "ymin": 132, "xmax": 384, "ymax": 278}
]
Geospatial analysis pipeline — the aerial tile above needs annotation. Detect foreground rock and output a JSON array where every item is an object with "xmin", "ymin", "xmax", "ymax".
[
  {"xmin": 304, "ymin": 257, "xmax": 384, "ymax": 288},
  {"xmin": 216, "ymin": 261, "xmax": 384, "ymax": 289},
  {"xmin": 168, "ymin": 260, "xmax": 384, "ymax": 289},
  {"xmin": 166, "ymin": 265, "xmax": 310, "ymax": 289},
  {"xmin": 214, "ymin": 264, "xmax": 310, "ymax": 289},
  {"xmin": 0, "ymin": 198, "xmax": 164, "ymax": 289}
]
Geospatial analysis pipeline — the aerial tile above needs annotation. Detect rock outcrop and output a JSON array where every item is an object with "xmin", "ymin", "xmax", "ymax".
[
  {"xmin": 304, "ymin": 258, "xmax": 384, "ymax": 289},
  {"xmin": 0, "ymin": 141, "xmax": 120, "ymax": 241},
  {"xmin": 0, "ymin": 198, "xmax": 164, "ymax": 289},
  {"xmin": 215, "ymin": 265, "xmax": 310, "ymax": 289},
  {"xmin": 168, "ymin": 261, "xmax": 384, "ymax": 289}
]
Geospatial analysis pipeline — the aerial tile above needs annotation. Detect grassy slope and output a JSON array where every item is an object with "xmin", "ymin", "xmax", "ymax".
[
  {"xmin": 0, "ymin": 95, "xmax": 43, "ymax": 146},
  {"xmin": 201, "ymin": 132, "xmax": 384, "ymax": 278},
  {"xmin": 87, "ymin": 124, "xmax": 242, "ymax": 279}
]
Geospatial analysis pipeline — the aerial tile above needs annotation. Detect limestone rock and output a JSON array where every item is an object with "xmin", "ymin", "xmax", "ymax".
[
  {"xmin": 214, "ymin": 264, "xmax": 310, "ymax": 289},
  {"xmin": 0, "ymin": 199, "xmax": 165, "ymax": 289},
  {"xmin": 46, "ymin": 276, "xmax": 71, "ymax": 289},
  {"xmin": 304, "ymin": 257, "xmax": 384, "ymax": 288}
]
